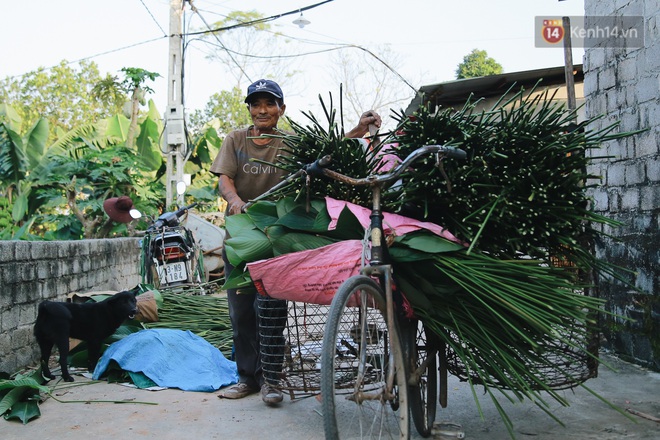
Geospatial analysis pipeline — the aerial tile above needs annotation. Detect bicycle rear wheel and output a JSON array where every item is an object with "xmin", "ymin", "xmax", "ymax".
[
  {"xmin": 403, "ymin": 320, "xmax": 438, "ymax": 437},
  {"xmin": 321, "ymin": 275, "xmax": 410, "ymax": 440}
]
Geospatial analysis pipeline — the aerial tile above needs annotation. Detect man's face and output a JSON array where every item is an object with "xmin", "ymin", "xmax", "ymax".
[{"xmin": 247, "ymin": 94, "xmax": 285, "ymax": 131}]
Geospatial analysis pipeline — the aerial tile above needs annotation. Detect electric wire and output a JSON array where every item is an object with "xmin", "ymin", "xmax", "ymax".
[
  {"xmin": 197, "ymin": 39, "xmax": 417, "ymax": 93},
  {"xmin": 2, "ymin": 36, "xmax": 166, "ymax": 82},
  {"xmin": 183, "ymin": 0, "xmax": 334, "ymax": 37},
  {"xmin": 5, "ymin": 0, "xmax": 416, "ymax": 109},
  {"xmin": 138, "ymin": 0, "xmax": 168, "ymax": 36},
  {"xmin": 6, "ymin": 0, "xmax": 411, "ymax": 93},
  {"xmin": 187, "ymin": 0, "xmax": 252, "ymax": 84}
]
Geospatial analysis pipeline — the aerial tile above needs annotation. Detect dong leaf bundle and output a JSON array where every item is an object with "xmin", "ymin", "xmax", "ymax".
[{"xmin": 223, "ymin": 87, "xmax": 637, "ymax": 438}]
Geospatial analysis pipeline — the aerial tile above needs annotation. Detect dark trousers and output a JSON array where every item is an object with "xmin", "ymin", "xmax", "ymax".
[
  {"xmin": 258, "ymin": 295, "xmax": 287, "ymax": 385},
  {"xmin": 222, "ymin": 247, "xmax": 286, "ymax": 388}
]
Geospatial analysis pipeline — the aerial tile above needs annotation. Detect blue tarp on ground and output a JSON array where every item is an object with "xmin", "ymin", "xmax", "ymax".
[{"xmin": 93, "ymin": 329, "xmax": 238, "ymax": 392}]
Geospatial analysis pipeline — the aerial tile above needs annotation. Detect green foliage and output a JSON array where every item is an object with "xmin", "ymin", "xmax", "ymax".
[
  {"xmin": 0, "ymin": 104, "xmax": 50, "ymax": 223},
  {"xmin": 0, "ymin": 60, "xmax": 125, "ymax": 142},
  {"xmin": 0, "ymin": 368, "xmax": 48, "ymax": 424},
  {"xmin": 0, "ymin": 197, "xmax": 15, "ymax": 237},
  {"xmin": 455, "ymin": 49, "xmax": 503, "ymax": 79},
  {"xmin": 225, "ymin": 197, "xmax": 605, "ymax": 394},
  {"xmin": 0, "ymin": 99, "xmax": 167, "ymax": 239},
  {"xmin": 248, "ymin": 93, "xmax": 381, "ymax": 207},
  {"xmin": 119, "ymin": 67, "xmax": 161, "ymax": 96},
  {"xmin": 188, "ymin": 87, "xmax": 253, "ymax": 136},
  {"xmin": 255, "ymin": 87, "xmax": 636, "ymax": 282},
  {"xmin": 387, "ymin": 86, "xmax": 638, "ymax": 284},
  {"xmin": 32, "ymin": 144, "xmax": 162, "ymax": 240},
  {"xmin": 143, "ymin": 292, "xmax": 233, "ymax": 357}
]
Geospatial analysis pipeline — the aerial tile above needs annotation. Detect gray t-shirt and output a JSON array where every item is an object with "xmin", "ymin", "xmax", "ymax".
[{"xmin": 210, "ymin": 126, "xmax": 288, "ymax": 203}]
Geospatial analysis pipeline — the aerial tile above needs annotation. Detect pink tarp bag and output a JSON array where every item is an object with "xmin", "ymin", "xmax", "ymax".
[
  {"xmin": 248, "ymin": 240, "xmax": 364, "ymax": 305},
  {"xmin": 326, "ymin": 197, "xmax": 462, "ymax": 243},
  {"xmin": 247, "ymin": 198, "xmax": 464, "ymax": 305}
]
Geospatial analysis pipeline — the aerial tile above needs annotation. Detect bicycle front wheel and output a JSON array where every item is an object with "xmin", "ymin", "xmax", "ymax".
[{"xmin": 321, "ymin": 275, "xmax": 410, "ymax": 439}]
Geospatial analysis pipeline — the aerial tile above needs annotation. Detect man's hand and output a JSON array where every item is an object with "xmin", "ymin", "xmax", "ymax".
[
  {"xmin": 359, "ymin": 110, "xmax": 382, "ymax": 130},
  {"xmin": 219, "ymin": 175, "xmax": 246, "ymax": 215},
  {"xmin": 345, "ymin": 110, "xmax": 382, "ymax": 139},
  {"xmin": 227, "ymin": 196, "xmax": 246, "ymax": 215}
]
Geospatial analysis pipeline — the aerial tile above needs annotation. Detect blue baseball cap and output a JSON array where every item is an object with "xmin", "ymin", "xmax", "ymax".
[{"xmin": 245, "ymin": 79, "xmax": 284, "ymax": 103}]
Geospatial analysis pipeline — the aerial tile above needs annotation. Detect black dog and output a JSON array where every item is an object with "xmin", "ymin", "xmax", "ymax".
[{"xmin": 34, "ymin": 288, "xmax": 138, "ymax": 382}]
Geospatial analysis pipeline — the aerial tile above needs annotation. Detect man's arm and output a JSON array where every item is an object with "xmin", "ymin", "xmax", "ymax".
[
  {"xmin": 218, "ymin": 174, "xmax": 246, "ymax": 215},
  {"xmin": 345, "ymin": 110, "xmax": 382, "ymax": 139}
]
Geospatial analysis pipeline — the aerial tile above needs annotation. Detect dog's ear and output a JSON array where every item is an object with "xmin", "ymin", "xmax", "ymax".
[{"xmin": 130, "ymin": 285, "xmax": 140, "ymax": 296}]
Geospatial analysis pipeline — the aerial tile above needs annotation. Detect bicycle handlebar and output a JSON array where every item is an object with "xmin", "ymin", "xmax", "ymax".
[
  {"xmin": 244, "ymin": 144, "xmax": 466, "ymax": 209},
  {"xmin": 308, "ymin": 144, "xmax": 466, "ymax": 188}
]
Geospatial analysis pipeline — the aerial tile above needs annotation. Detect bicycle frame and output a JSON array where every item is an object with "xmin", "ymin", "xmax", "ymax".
[
  {"xmin": 246, "ymin": 143, "xmax": 465, "ymax": 439},
  {"xmin": 310, "ymin": 144, "xmax": 465, "ymax": 439}
]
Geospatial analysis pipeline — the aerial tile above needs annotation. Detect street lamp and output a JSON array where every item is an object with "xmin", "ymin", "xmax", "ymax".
[{"xmin": 293, "ymin": 12, "xmax": 310, "ymax": 28}]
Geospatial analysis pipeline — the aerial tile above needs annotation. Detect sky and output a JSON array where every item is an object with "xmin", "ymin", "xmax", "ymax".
[{"xmin": 2, "ymin": 0, "xmax": 586, "ymax": 128}]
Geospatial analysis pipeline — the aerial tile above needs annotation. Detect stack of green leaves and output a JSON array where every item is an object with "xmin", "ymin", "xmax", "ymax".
[
  {"xmin": 220, "ymin": 88, "xmax": 636, "ymax": 435},
  {"xmin": 386, "ymin": 87, "xmax": 636, "ymax": 275},
  {"xmin": 223, "ymin": 197, "xmax": 611, "ymax": 434},
  {"xmin": 143, "ymin": 291, "xmax": 233, "ymax": 357},
  {"xmin": 263, "ymin": 86, "xmax": 635, "ymax": 282},
  {"xmin": 254, "ymin": 93, "xmax": 391, "ymax": 207}
]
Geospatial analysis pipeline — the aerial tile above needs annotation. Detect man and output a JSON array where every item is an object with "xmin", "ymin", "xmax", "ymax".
[{"xmin": 211, "ymin": 79, "xmax": 381, "ymax": 405}]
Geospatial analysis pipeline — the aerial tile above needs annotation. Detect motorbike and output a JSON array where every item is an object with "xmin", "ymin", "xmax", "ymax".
[
  {"xmin": 132, "ymin": 183, "xmax": 207, "ymax": 290},
  {"xmin": 139, "ymin": 202, "xmax": 206, "ymax": 290}
]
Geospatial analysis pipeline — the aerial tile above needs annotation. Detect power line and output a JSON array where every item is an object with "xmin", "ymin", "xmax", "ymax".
[
  {"xmin": 3, "ymin": 1, "xmax": 333, "ymax": 84},
  {"xmin": 138, "ymin": 0, "xmax": 168, "ymax": 36},
  {"xmin": 196, "ymin": 39, "xmax": 417, "ymax": 93},
  {"xmin": 182, "ymin": 0, "xmax": 334, "ymax": 37},
  {"xmin": 187, "ymin": 0, "xmax": 252, "ymax": 83},
  {"xmin": 2, "ymin": 36, "xmax": 166, "ymax": 82}
]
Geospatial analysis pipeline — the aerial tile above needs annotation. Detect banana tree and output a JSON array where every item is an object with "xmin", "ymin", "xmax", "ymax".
[
  {"xmin": 0, "ymin": 103, "xmax": 49, "ymax": 224},
  {"xmin": 92, "ymin": 67, "xmax": 161, "ymax": 150},
  {"xmin": 27, "ymin": 105, "xmax": 166, "ymax": 240}
]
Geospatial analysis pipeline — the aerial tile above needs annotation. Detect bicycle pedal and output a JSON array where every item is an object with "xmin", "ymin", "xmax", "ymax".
[{"xmin": 431, "ymin": 421, "xmax": 465, "ymax": 439}]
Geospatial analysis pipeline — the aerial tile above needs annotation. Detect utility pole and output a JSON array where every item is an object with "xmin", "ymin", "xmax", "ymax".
[
  {"xmin": 562, "ymin": 16, "xmax": 577, "ymax": 115},
  {"xmin": 164, "ymin": 0, "xmax": 186, "ymax": 209}
]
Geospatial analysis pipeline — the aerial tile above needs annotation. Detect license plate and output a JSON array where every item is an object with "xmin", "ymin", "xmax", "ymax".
[{"xmin": 157, "ymin": 261, "xmax": 188, "ymax": 284}]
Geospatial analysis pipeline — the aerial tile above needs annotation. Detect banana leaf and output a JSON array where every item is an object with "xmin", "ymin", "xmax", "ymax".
[{"xmin": 0, "ymin": 369, "xmax": 48, "ymax": 424}]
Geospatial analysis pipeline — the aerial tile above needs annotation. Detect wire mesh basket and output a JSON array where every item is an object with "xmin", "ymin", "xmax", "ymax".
[
  {"xmin": 258, "ymin": 298, "xmax": 390, "ymax": 399},
  {"xmin": 258, "ymin": 299, "xmax": 326, "ymax": 397},
  {"xmin": 444, "ymin": 316, "xmax": 599, "ymax": 391}
]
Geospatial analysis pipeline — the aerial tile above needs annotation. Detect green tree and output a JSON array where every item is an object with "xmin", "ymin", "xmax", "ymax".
[
  {"xmin": 1, "ymin": 98, "xmax": 166, "ymax": 240},
  {"xmin": 0, "ymin": 60, "xmax": 125, "ymax": 142},
  {"xmin": 92, "ymin": 67, "xmax": 161, "ymax": 149},
  {"xmin": 188, "ymin": 87, "xmax": 252, "ymax": 136},
  {"xmin": 455, "ymin": 49, "xmax": 503, "ymax": 79},
  {"xmin": 33, "ymin": 144, "xmax": 163, "ymax": 239},
  {"xmin": 32, "ymin": 99, "xmax": 166, "ymax": 239},
  {"xmin": 0, "ymin": 103, "xmax": 50, "ymax": 226}
]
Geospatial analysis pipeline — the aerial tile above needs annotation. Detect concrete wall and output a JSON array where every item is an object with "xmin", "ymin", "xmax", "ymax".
[
  {"xmin": 584, "ymin": 0, "xmax": 659, "ymax": 369},
  {"xmin": 0, "ymin": 238, "xmax": 140, "ymax": 375}
]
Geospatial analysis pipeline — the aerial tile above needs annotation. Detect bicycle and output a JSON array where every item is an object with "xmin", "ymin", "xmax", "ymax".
[{"xmin": 288, "ymin": 144, "xmax": 466, "ymax": 439}]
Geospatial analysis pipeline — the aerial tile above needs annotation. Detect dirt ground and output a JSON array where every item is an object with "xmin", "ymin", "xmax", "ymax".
[{"xmin": 2, "ymin": 352, "xmax": 658, "ymax": 439}]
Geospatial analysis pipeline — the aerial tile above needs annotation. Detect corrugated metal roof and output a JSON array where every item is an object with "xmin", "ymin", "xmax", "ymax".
[{"xmin": 404, "ymin": 64, "xmax": 583, "ymax": 115}]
